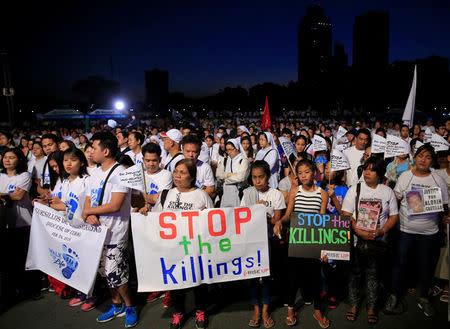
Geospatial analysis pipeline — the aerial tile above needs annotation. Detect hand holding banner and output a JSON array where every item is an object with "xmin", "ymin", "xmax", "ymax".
[
  {"xmin": 371, "ymin": 134, "xmax": 387, "ymax": 154},
  {"xmin": 331, "ymin": 149, "xmax": 350, "ymax": 172},
  {"xmin": 385, "ymin": 135, "xmax": 410, "ymax": 158},
  {"xmin": 279, "ymin": 137, "xmax": 298, "ymax": 160},
  {"xmin": 109, "ymin": 163, "xmax": 145, "ymax": 191}
]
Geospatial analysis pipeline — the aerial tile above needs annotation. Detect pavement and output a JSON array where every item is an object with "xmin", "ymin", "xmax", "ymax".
[{"xmin": 0, "ymin": 281, "xmax": 448, "ymax": 329}]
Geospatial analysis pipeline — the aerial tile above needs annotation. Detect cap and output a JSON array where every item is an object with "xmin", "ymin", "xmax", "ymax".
[{"xmin": 160, "ymin": 129, "xmax": 182, "ymax": 144}]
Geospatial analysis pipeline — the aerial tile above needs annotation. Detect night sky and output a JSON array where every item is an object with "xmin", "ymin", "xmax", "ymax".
[{"xmin": 3, "ymin": 0, "xmax": 450, "ymax": 102}]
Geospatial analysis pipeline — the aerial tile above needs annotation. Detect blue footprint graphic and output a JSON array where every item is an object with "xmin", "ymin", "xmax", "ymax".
[
  {"xmin": 148, "ymin": 182, "xmax": 158, "ymax": 195},
  {"xmin": 7, "ymin": 184, "xmax": 16, "ymax": 193},
  {"xmin": 66, "ymin": 192, "xmax": 80, "ymax": 221},
  {"xmin": 61, "ymin": 244, "xmax": 79, "ymax": 279}
]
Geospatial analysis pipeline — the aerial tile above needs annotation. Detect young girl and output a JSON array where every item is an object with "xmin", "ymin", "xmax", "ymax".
[
  {"xmin": 241, "ymin": 161, "xmax": 286, "ymax": 328},
  {"xmin": 83, "ymin": 143, "xmax": 98, "ymax": 175},
  {"xmin": 274, "ymin": 159, "xmax": 330, "ymax": 328}
]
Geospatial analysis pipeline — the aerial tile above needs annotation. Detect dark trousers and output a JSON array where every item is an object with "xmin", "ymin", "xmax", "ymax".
[
  {"xmin": 392, "ymin": 232, "xmax": 439, "ymax": 298},
  {"xmin": 286, "ymin": 257, "xmax": 322, "ymax": 310},
  {"xmin": 171, "ymin": 285, "xmax": 208, "ymax": 314}
]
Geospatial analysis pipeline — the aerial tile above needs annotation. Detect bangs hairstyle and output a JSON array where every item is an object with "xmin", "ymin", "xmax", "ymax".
[
  {"xmin": 361, "ymin": 156, "xmax": 386, "ymax": 182},
  {"xmin": 48, "ymin": 151, "xmax": 65, "ymax": 190},
  {"xmin": 240, "ymin": 136, "xmax": 254, "ymax": 158},
  {"xmin": 175, "ymin": 158, "xmax": 197, "ymax": 188},
  {"xmin": 414, "ymin": 144, "xmax": 438, "ymax": 168},
  {"xmin": 2, "ymin": 148, "xmax": 28, "ymax": 174},
  {"xmin": 250, "ymin": 160, "xmax": 271, "ymax": 181},
  {"xmin": 295, "ymin": 159, "xmax": 316, "ymax": 173},
  {"xmin": 63, "ymin": 148, "xmax": 89, "ymax": 178},
  {"xmin": 91, "ymin": 131, "xmax": 119, "ymax": 158}
]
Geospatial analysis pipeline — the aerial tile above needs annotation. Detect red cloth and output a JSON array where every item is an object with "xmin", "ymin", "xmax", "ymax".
[
  {"xmin": 48, "ymin": 275, "xmax": 73, "ymax": 297},
  {"xmin": 261, "ymin": 96, "xmax": 271, "ymax": 131}
]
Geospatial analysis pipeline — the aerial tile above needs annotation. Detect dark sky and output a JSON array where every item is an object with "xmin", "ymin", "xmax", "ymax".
[{"xmin": 3, "ymin": 0, "xmax": 450, "ymax": 102}]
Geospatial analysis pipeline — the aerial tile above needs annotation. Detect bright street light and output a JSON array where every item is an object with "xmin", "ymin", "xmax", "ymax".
[{"xmin": 115, "ymin": 100, "xmax": 125, "ymax": 110}]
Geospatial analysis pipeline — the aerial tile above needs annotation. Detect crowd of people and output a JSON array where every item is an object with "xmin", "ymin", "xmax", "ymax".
[{"xmin": 0, "ymin": 114, "xmax": 449, "ymax": 329}]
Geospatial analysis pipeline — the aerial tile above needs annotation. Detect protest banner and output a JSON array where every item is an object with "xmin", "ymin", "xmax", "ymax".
[
  {"xmin": 371, "ymin": 134, "xmax": 387, "ymax": 154},
  {"xmin": 405, "ymin": 187, "xmax": 444, "ymax": 215},
  {"xmin": 424, "ymin": 128, "xmax": 433, "ymax": 144},
  {"xmin": 415, "ymin": 140, "xmax": 424, "ymax": 150},
  {"xmin": 356, "ymin": 202, "xmax": 381, "ymax": 231},
  {"xmin": 313, "ymin": 135, "xmax": 328, "ymax": 152},
  {"xmin": 109, "ymin": 163, "xmax": 146, "ymax": 192},
  {"xmin": 288, "ymin": 212, "xmax": 351, "ymax": 261},
  {"xmin": 336, "ymin": 126, "xmax": 348, "ymax": 141},
  {"xmin": 430, "ymin": 133, "xmax": 450, "ymax": 152},
  {"xmin": 279, "ymin": 136, "xmax": 298, "ymax": 160},
  {"xmin": 131, "ymin": 205, "xmax": 270, "ymax": 291},
  {"xmin": 331, "ymin": 149, "xmax": 350, "ymax": 172},
  {"xmin": 26, "ymin": 203, "xmax": 107, "ymax": 295},
  {"xmin": 385, "ymin": 134, "xmax": 410, "ymax": 158}
]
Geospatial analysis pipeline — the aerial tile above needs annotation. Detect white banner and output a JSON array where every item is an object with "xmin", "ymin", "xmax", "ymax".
[
  {"xmin": 26, "ymin": 203, "xmax": 107, "ymax": 295},
  {"xmin": 430, "ymin": 134, "xmax": 450, "ymax": 152},
  {"xmin": 405, "ymin": 187, "xmax": 443, "ymax": 215},
  {"xmin": 331, "ymin": 149, "xmax": 351, "ymax": 171},
  {"xmin": 385, "ymin": 134, "xmax": 410, "ymax": 158},
  {"xmin": 424, "ymin": 128, "xmax": 433, "ymax": 144},
  {"xmin": 371, "ymin": 134, "xmax": 387, "ymax": 154},
  {"xmin": 336, "ymin": 126, "xmax": 348, "ymax": 141},
  {"xmin": 131, "ymin": 205, "xmax": 270, "ymax": 291},
  {"xmin": 109, "ymin": 163, "xmax": 145, "ymax": 191},
  {"xmin": 279, "ymin": 137, "xmax": 298, "ymax": 159},
  {"xmin": 313, "ymin": 135, "xmax": 328, "ymax": 152},
  {"xmin": 402, "ymin": 65, "xmax": 417, "ymax": 128},
  {"xmin": 415, "ymin": 140, "xmax": 424, "ymax": 150}
]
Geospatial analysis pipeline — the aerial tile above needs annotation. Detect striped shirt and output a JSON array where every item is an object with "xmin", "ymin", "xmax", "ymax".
[{"xmin": 294, "ymin": 185, "xmax": 323, "ymax": 214}]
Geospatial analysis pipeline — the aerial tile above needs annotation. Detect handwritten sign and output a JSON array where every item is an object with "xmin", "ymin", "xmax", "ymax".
[
  {"xmin": 371, "ymin": 134, "xmax": 386, "ymax": 154},
  {"xmin": 331, "ymin": 149, "xmax": 350, "ymax": 171},
  {"xmin": 405, "ymin": 187, "xmax": 444, "ymax": 215},
  {"xmin": 288, "ymin": 212, "xmax": 351, "ymax": 261},
  {"xmin": 385, "ymin": 134, "xmax": 410, "ymax": 158},
  {"xmin": 279, "ymin": 137, "xmax": 298, "ymax": 160},
  {"xmin": 110, "ymin": 163, "xmax": 145, "ymax": 191}
]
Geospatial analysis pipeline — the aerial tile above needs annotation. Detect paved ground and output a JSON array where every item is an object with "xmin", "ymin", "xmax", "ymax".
[{"xmin": 0, "ymin": 282, "xmax": 448, "ymax": 329}]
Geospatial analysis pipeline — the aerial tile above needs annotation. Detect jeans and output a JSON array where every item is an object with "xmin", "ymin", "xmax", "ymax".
[
  {"xmin": 248, "ymin": 277, "xmax": 271, "ymax": 306},
  {"xmin": 391, "ymin": 231, "xmax": 439, "ymax": 298}
]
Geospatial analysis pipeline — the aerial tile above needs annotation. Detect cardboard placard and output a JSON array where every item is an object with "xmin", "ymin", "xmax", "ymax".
[{"xmin": 405, "ymin": 187, "xmax": 444, "ymax": 215}]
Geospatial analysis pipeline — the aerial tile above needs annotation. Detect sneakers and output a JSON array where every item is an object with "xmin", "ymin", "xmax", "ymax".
[
  {"xmin": 81, "ymin": 297, "xmax": 96, "ymax": 312},
  {"xmin": 69, "ymin": 296, "xmax": 85, "ymax": 307},
  {"xmin": 384, "ymin": 294, "xmax": 398, "ymax": 314},
  {"xmin": 195, "ymin": 310, "xmax": 208, "ymax": 329},
  {"xmin": 418, "ymin": 299, "xmax": 435, "ymax": 317},
  {"xmin": 146, "ymin": 291, "xmax": 164, "ymax": 303},
  {"xmin": 163, "ymin": 291, "xmax": 172, "ymax": 308},
  {"xmin": 170, "ymin": 313, "xmax": 184, "ymax": 329},
  {"xmin": 125, "ymin": 306, "xmax": 138, "ymax": 328},
  {"xmin": 97, "ymin": 303, "xmax": 126, "ymax": 323}
]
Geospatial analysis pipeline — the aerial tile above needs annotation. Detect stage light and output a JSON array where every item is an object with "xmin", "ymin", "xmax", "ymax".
[{"xmin": 115, "ymin": 100, "xmax": 125, "ymax": 110}]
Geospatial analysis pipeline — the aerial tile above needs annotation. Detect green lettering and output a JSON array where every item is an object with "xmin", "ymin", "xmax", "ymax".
[
  {"xmin": 302, "ymin": 228, "xmax": 311, "ymax": 244},
  {"xmin": 339, "ymin": 230, "xmax": 348, "ymax": 244},
  {"xmin": 289, "ymin": 228, "xmax": 299, "ymax": 244},
  {"xmin": 219, "ymin": 238, "xmax": 231, "ymax": 252},
  {"xmin": 323, "ymin": 229, "xmax": 332, "ymax": 244}
]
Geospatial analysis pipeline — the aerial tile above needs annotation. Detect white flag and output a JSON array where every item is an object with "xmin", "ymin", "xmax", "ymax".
[
  {"xmin": 279, "ymin": 137, "xmax": 298, "ymax": 159},
  {"xmin": 424, "ymin": 128, "xmax": 433, "ymax": 144},
  {"xmin": 313, "ymin": 135, "xmax": 328, "ymax": 152},
  {"xmin": 402, "ymin": 65, "xmax": 417, "ymax": 128},
  {"xmin": 109, "ymin": 163, "xmax": 145, "ymax": 191},
  {"xmin": 385, "ymin": 134, "xmax": 411, "ymax": 158},
  {"xmin": 415, "ymin": 140, "xmax": 424, "ymax": 150},
  {"xmin": 336, "ymin": 126, "xmax": 348, "ymax": 141},
  {"xmin": 371, "ymin": 134, "xmax": 387, "ymax": 154},
  {"xmin": 331, "ymin": 149, "xmax": 350, "ymax": 172},
  {"xmin": 430, "ymin": 134, "xmax": 450, "ymax": 152}
]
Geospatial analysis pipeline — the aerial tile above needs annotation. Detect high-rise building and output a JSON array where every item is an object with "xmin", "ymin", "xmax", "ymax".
[
  {"xmin": 145, "ymin": 69, "xmax": 168, "ymax": 115},
  {"xmin": 353, "ymin": 11, "xmax": 389, "ymax": 73},
  {"xmin": 297, "ymin": 5, "xmax": 332, "ymax": 83},
  {"xmin": 333, "ymin": 43, "xmax": 348, "ymax": 72}
]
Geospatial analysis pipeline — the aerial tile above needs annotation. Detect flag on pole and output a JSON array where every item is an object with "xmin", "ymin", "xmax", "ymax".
[
  {"xmin": 109, "ymin": 163, "xmax": 145, "ymax": 191},
  {"xmin": 261, "ymin": 96, "xmax": 271, "ymax": 131},
  {"xmin": 371, "ymin": 134, "xmax": 387, "ymax": 154},
  {"xmin": 313, "ymin": 135, "xmax": 328, "ymax": 152},
  {"xmin": 430, "ymin": 133, "xmax": 450, "ymax": 152},
  {"xmin": 385, "ymin": 135, "xmax": 411, "ymax": 158},
  {"xmin": 402, "ymin": 65, "xmax": 417, "ymax": 128},
  {"xmin": 331, "ymin": 149, "xmax": 351, "ymax": 172}
]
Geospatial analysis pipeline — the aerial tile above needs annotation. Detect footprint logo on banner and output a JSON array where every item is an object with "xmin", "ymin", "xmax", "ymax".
[
  {"xmin": 7, "ymin": 185, "xmax": 16, "ymax": 193},
  {"xmin": 66, "ymin": 192, "xmax": 79, "ymax": 221},
  {"xmin": 61, "ymin": 244, "xmax": 79, "ymax": 279}
]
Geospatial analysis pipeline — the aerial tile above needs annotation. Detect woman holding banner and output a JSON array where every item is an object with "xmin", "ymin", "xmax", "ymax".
[
  {"xmin": 274, "ymin": 159, "xmax": 330, "ymax": 328},
  {"xmin": 341, "ymin": 156, "xmax": 398, "ymax": 324},
  {"xmin": 385, "ymin": 144, "xmax": 449, "ymax": 317},
  {"xmin": 152, "ymin": 158, "xmax": 213, "ymax": 329}
]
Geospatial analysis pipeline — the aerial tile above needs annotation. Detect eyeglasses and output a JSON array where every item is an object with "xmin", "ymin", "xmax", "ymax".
[{"xmin": 363, "ymin": 153, "xmax": 370, "ymax": 157}]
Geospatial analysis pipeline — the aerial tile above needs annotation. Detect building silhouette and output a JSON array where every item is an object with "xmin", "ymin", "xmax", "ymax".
[
  {"xmin": 145, "ymin": 69, "xmax": 168, "ymax": 116},
  {"xmin": 353, "ymin": 11, "xmax": 389, "ymax": 74},
  {"xmin": 297, "ymin": 5, "xmax": 332, "ymax": 83}
]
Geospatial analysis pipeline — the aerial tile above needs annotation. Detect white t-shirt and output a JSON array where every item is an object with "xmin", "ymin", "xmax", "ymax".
[
  {"xmin": 163, "ymin": 152, "xmax": 185, "ymax": 172},
  {"xmin": 126, "ymin": 150, "xmax": 143, "ymax": 164},
  {"xmin": 61, "ymin": 175, "xmax": 89, "ymax": 224},
  {"xmin": 145, "ymin": 169, "xmax": 173, "ymax": 195},
  {"xmin": 27, "ymin": 157, "xmax": 36, "ymax": 175},
  {"xmin": 153, "ymin": 187, "xmax": 213, "ymax": 211},
  {"xmin": 0, "ymin": 172, "xmax": 33, "ymax": 227},
  {"xmin": 195, "ymin": 160, "xmax": 215, "ymax": 189},
  {"xmin": 435, "ymin": 169, "xmax": 450, "ymax": 200},
  {"xmin": 211, "ymin": 144, "xmax": 222, "ymax": 164},
  {"xmin": 198, "ymin": 142, "xmax": 210, "ymax": 164},
  {"xmin": 241, "ymin": 188, "xmax": 286, "ymax": 219},
  {"xmin": 278, "ymin": 176, "xmax": 291, "ymax": 192},
  {"xmin": 394, "ymin": 170, "xmax": 448, "ymax": 235},
  {"xmin": 86, "ymin": 164, "xmax": 131, "ymax": 244},
  {"xmin": 33, "ymin": 156, "xmax": 50, "ymax": 187},
  {"xmin": 343, "ymin": 146, "xmax": 364, "ymax": 187},
  {"xmin": 87, "ymin": 166, "xmax": 97, "ymax": 176},
  {"xmin": 255, "ymin": 147, "xmax": 279, "ymax": 189},
  {"xmin": 51, "ymin": 178, "xmax": 63, "ymax": 199}
]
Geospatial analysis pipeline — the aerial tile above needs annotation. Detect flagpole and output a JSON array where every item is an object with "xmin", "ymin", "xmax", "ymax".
[{"xmin": 141, "ymin": 163, "xmax": 149, "ymax": 206}]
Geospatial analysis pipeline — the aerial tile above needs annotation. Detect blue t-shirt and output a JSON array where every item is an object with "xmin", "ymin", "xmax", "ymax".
[
  {"xmin": 322, "ymin": 185, "xmax": 349, "ymax": 215},
  {"xmin": 387, "ymin": 161, "xmax": 410, "ymax": 179}
]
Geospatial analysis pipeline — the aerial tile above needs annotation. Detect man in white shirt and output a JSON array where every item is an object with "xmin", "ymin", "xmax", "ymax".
[
  {"xmin": 181, "ymin": 134, "xmax": 215, "ymax": 198},
  {"xmin": 161, "ymin": 129, "xmax": 184, "ymax": 172},
  {"xmin": 343, "ymin": 128, "xmax": 371, "ymax": 187},
  {"xmin": 81, "ymin": 131, "xmax": 137, "ymax": 327},
  {"xmin": 35, "ymin": 133, "xmax": 59, "ymax": 198}
]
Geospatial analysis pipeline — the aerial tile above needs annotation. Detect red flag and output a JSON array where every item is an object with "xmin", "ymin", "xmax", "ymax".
[{"xmin": 261, "ymin": 96, "xmax": 271, "ymax": 130}]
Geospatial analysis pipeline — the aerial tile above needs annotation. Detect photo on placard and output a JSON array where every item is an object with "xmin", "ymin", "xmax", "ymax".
[
  {"xmin": 356, "ymin": 201, "xmax": 381, "ymax": 231},
  {"xmin": 405, "ymin": 189, "xmax": 425, "ymax": 214}
]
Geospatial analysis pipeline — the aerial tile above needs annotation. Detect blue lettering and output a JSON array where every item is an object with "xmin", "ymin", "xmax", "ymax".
[{"xmin": 160, "ymin": 258, "xmax": 178, "ymax": 284}]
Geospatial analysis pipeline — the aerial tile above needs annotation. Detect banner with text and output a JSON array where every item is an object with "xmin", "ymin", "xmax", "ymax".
[
  {"xmin": 25, "ymin": 203, "xmax": 107, "ymax": 295},
  {"xmin": 405, "ymin": 187, "xmax": 444, "ymax": 215},
  {"xmin": 385, "ymin": 134, "xmax": 410, "ymax": 158},
  {"xmin": 131, "ymin": 205, "xmax": 270, "ymax": 291},
  {"xmin": 110, "ymin": 163, "xmax": 145, "ymax": 191},
  {"xmin": 331, "ymin": 149, "xmax": 351, "ymax": 172},
  {"xmin": 288, "ymin": 212, "xmax": 351, "ymax": 261},
  {"xmin": 279, "ymin": 136, "xmax": 298, "ymax": 160},
  {"xmin": 371, "ymin": 134, "xmax": 387, "ymax": 154}
]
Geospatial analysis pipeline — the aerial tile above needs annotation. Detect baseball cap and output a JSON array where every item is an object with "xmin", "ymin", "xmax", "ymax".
[{"xmin": 160, "ymin": 129, "xmax": 182, "ymax": 143}]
